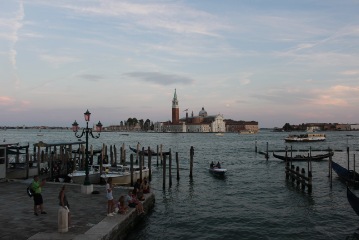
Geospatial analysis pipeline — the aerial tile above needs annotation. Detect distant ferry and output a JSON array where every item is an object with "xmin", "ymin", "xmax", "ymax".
[{"xmin": 284, "ymin": 133, "xmax": 326, "ymax": 142}]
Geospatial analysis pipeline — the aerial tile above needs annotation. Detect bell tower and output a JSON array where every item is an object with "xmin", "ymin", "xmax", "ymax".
[{"xmin": 172, "ymin": 89, "xmax": 179, "ymax": 124}]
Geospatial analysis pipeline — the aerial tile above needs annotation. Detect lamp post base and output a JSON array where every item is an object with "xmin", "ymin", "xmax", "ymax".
[{"xmin": 81, "ymin": 184, "xmax": 93, "ymax": 194}]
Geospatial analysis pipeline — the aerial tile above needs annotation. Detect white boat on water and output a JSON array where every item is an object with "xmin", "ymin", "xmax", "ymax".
[
  {"xmin": 101, "ymin": 171, "xmax": 131, "ymax": 185},
  {"xmin": 284, "ymin": 133, "xmax": 326, "ymax": 142},
  {"xmin": 209, "ymin": 167, "xmax": 227, "ymax": 177},
  {"xmin": 68, "ymin": 170, "xmax": 101, "ymax": 184},
  {"xmin": 100, "ymin": 165, "xmax": 150, "ymax": 185},
  {"xmin": 68, "ymin": 164, "xmax": 111, "ymax": 184}
]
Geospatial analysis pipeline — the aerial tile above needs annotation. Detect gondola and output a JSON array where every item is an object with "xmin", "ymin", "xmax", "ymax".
[
  {"xmin": 331, "ymin": 161, "xmax": 359, "ymax": 186},
  {"xmin": 347, "ymin": 187, "xmax": 359, "ymax": 216},
  {"xmin": 72, "ymin": 148, "xmax": 102, "ymax": 155},
  {"xmin": 272, "ymin": 151, "xmax": 333, "ymax": 161},
  {"xmin": 129, "ymin": 146, "xmax": 170, "ymax": 156}
]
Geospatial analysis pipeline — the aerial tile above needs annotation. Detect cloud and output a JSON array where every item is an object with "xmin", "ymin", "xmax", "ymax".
[
  {"xmin": 9, "ymin": 1, "xmax": 25, "ymax": 69},
  {"xmin": 310, "ymin": 95, "xmax": 348, "ymax": 107},
  {"xmin": 238, "ymin": 73, "xmax": 252, "ymax": 85},
  {"xmin": 328, "ymin": 85, "xmax": 359, "ymax": 94},
  {"xmin": 0, "ymin": 96, "xmax": 30, "ymax": 112},
  {"xmin": 255, "ymin": 84, "xmax": 359, "ymax": 108},
  {"xmin": 0, "ymin": 96, "xmax": 15, "ymax": 106},
  {"xmin": 40, "ymin": 54, "xmax": 80, "ymax": 67},
  {"xmin": 60, "ymin": 1, "xmax": 229, "ymax": 37},
  {"xmin": 77, "ymin": 74, "xmax": 105, "ymax": 82},
  {"xmin": 124, "ymin": 72, "xmax": 194, "ymax": 86},
  {"xmin": 341, "ymin": 70, "xmax": 359, "ymax": 76}
]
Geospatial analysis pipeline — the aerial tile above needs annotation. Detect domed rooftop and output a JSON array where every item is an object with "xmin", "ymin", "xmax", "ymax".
[{"xmin": 199, "ymin": 107, "xmax": 207, "ymax": 117}]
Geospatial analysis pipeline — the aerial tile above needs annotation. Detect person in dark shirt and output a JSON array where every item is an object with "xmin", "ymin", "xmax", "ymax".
[
  {"xmin": 216, "ymin": 162, "xmax": 221, "ymax": 168},
  {"xmin": 59, "ymin": 185, "xmax": 71, "ymax": 226}
]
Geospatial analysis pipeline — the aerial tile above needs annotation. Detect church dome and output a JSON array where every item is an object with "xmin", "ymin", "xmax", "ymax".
[{"xmin": 199, "ymin": 107, "xmax": 207, "ymax": 117}]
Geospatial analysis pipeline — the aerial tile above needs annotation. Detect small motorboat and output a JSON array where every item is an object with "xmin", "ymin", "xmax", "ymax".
[{"xmin": 209, "ymin": 167, "xmax": 227, "ymax": 177}]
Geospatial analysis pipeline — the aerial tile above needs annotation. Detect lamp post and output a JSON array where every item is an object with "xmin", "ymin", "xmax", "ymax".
[{"xmin": 72, "ymin": 109, "xmax": 102, "ymax": 186}]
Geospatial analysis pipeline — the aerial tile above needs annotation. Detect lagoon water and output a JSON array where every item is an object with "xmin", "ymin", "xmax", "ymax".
[{"xmin": 2, "ymin": 129, "xmax": 359, "ymax": 239}]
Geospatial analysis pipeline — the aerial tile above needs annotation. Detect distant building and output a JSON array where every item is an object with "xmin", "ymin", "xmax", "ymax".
[
  {"xmin": 154, "ymin": 89, "xmax": 226, "ymax": 133},
  {"xmin": 225, "ymin": 120, "xmax": 259, "ymax": 133},
  {"xmin": 306, "ymin": 126, "xmax": 321, "ymax": 132},
  {"xmin": 350, "ymin": 124, "xmax": 359, "ymax": 130},
  {"xmin": 336, "ymin": 124, "xmax": 351, "ymax": 131}
]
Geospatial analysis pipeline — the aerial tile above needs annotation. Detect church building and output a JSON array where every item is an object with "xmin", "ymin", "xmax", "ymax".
[{"xmin": 154, "ymin": 89, "xmax": 226, "ymax": 133}]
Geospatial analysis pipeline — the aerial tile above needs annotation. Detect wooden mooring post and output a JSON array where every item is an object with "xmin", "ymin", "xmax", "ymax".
[
  {"xmin": 136, "ymin": 143, "xmax": 140, "ymax": 164},
  {"xmin": 189, "ymin": 146, "xmax": 194, "ymax": 179},
  {"xmin": 163, "ymin": 154, "xmax": 166, "ymax": 189},
  {"xmin": 148, "ymin": 146, "xmax": 152, "ymax": 181},
  {"xmin": 330, "ymin": 153, "xmax": 333, "ymax": 188},
  {"xmin": 159, "ymin": 147, "xmax": 193, "ymax": 189},
  {"xmin": 130, "ymin": 154, "xmax": 134, "ymax": 186},
  {"xmin": 156, "ymin": 145, "xmax": 159, "ymax": 167},
  {"xmin": 169, "ymin": 150, "xmax": 172, "ymax": 188},
  {"xmin": 285, "ymin": 161, "xmax": 312, "ymax": 193},
  {"xmin": 176, "ymin": 152, "xmax": 180, "ymax": 180}
]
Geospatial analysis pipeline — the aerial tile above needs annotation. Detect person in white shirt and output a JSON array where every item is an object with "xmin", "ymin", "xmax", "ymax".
[{"xmin": 106, "ymin": 178, "xmax": 115, "ymax": 216}]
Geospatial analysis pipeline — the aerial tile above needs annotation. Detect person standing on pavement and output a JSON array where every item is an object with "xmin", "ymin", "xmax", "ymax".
[
  {"xmin": 31, "ymin": 175, "xmax": 46, "ymax": 216},
  {"xmin": 106, "ymin": 177, "xmax": 115, "ymax": 216},
  {"xmin": 59, "ymin": 185, "xmax": 71, "ymax": 226}
]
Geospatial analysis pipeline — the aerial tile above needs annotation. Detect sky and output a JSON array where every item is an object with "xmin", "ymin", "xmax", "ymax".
[{"xmin": 1, "ymin": 0, "xmax": 359, "ymax": 128}]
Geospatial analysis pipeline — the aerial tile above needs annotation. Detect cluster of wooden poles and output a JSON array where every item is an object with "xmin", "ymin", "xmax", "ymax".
[
  {"xmin": 285, "ymin": 160, "xmax": 313, "ymax": 193},
  {"xmin": 125, "ymin": 144, "xmax": 195, "ymax": 189},
  {"xmin": 72, "ymin": 143, "xmax": 196, "ymax": 188}
]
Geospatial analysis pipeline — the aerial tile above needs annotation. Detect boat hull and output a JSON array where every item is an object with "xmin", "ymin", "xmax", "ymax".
[
  {"xmin": 284, "ymin": 133, "xmax": 326, "ymax": 142},
  {"xmin": 347, "ymin": 187, "xmax": 359, "ymax": 216},
  {"xmin": 101, "ymin": 168, "xmax": 150, "ymax": 185},
  {"xmin": 273, "ymin": 151, "xmax": 333, "ymax": 161},
  {"xmin": 209, "ymin": 167, "xmax": 227, "ymax": 177},
  {"xmin": 332, "ymin": 161, "xmax": 359, "ymax": 186},
  {"xmin": 68, "ymin": 171, "xmax": 101, "ymax": 184},
  {"xmin": 101, "ymin": 172, "xmax": 131, "ymax": 185}
]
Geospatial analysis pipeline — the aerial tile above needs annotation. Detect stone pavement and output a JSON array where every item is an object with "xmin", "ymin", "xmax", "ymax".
[{"xmin": 0, "ymin": 179, "xmax": 154, "ymax": 240}]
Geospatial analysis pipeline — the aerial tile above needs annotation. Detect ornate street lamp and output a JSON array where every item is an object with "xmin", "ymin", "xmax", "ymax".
[{"xmin": 72, "ymin": 109, "xmax": 103, "ymax": 186}]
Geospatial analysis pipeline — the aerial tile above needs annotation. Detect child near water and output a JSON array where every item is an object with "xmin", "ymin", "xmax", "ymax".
[
  {"xmin": 116, "ymin": 195, "xmax": 128, "ymax": 214},
  {"xmin": 106, "ymin": 178, "xmax": 115, "ymax": 216}
]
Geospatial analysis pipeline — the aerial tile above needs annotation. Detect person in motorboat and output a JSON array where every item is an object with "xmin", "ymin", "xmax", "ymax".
[
  {"xmin": 216, "ymin": 162, "xmax": 221, "ymax": 168},
  {"xmin": 210, "ymin": 161, "xmax": 214, "ymax": 169}
]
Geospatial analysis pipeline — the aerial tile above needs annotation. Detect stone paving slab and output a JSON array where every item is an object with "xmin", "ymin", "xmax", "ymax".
[{"xmin": 0, "ymin": 179, "xmax": 145, "ymax": 240}]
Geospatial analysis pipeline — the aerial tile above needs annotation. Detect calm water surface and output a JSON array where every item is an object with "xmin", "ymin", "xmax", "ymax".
[{"xmin": 2, "ymin": 129, "xmax": 359, "ymax": 239}]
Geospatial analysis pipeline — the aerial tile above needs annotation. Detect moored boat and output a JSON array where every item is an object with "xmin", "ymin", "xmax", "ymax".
[
  {"xmin": 273, "ymin": 151, "xmax": 333, "ymax": 161},
  {"xmin": 100, "ymin": 165, "xmax": 150, "ymax": 185},
  {"xmin": 331, "ymin": 161, "xmax": 359, "ymax": 187},
  {"xmin": 347, "ymin": 187, "xmax": 359, "ymax": 216},
  {"xmin": 100, "ymin": 171, "xmax": 131, "ymax": 185},
  {"xmin": 129, "ymin": 146, "xmax": 170, "ymax": 156},
  {"xmin": 67, "ymin": 170, "xmax": 101, "ymax": 184},
  {"xmin": 284, "ymin": 133, "xmax": 326, "ymax": 142}
]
